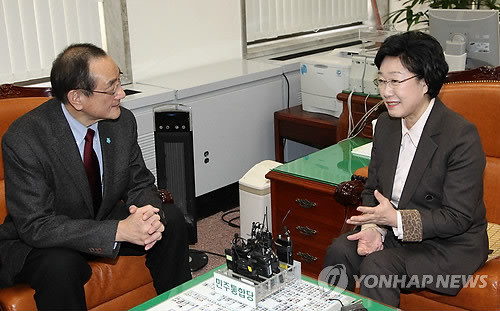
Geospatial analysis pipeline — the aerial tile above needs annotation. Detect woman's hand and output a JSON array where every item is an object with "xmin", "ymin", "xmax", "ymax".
[
  {"xmin": 347, "ymin": 228, "xmax": 384, "ymax": 256},
  {"xmin": 346, "ymin": 190, "xmax": 398, "ymax": 227}
]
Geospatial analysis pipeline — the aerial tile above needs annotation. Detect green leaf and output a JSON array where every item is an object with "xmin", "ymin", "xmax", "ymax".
[{"xmin": 389, "ymin": 0, "xmax": 500, "ymax": 29}]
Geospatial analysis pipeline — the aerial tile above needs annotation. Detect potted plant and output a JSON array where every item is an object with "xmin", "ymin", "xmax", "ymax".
[{"xmin": 387, "ymin": 0, "xmax": 500, "ymax": 30}]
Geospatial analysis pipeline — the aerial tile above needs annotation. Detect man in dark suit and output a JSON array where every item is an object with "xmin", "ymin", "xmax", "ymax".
[
  {"xmin": 322, "ymin": 31, "xmax": 488, "ymax": 307},
  {"xmin": 0, "ymin": 43, "xmax": 191, "ymax": 310}
]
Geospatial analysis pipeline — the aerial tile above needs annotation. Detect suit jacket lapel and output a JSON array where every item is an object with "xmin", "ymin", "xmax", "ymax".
[
  {"xmin": 97, "ymin": 120, "xmax": 118, "ymax": 218},
  {"xmin": 381, "ymin": 117, "xmax": 402, "ymax": 200},
  {"xmin": 47, "ymin": 100, "xmax": 94, "ymax": 213},
  {"xmin": 398, "ymin": 99, "xmax": 444, "ymax": 209}
]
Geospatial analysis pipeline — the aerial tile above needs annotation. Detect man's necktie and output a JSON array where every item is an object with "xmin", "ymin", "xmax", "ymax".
[{"xmin": 84, "ymin": 129, "xmax": 102, "ymax": 214}]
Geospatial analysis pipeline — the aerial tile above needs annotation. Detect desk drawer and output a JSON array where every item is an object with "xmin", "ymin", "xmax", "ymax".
[
  {"xmin": 272, "ymin": 181, "xmax": 342, "ymax": 223},
  {"xmin": 268, "ymin": 171, "xmax": 350, "ymax": 279},
  {"xmin": 271, "ymin": 181, "xmax": 347, "ymax": 237},
  {"xmin": 292, "ymin": 240, "xmax": 327, "ymax": 278},
  {"xmin": 284, "ymin": 212, "xmax": 343, "ymax": 247}
]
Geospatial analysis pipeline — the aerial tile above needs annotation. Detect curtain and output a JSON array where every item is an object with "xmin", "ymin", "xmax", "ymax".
[{"xmin": 0, "ymin": 0, "xmax": 103, "ymax": 83}]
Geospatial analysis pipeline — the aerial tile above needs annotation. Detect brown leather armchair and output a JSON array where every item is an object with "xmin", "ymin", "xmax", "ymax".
[
  {"xmin": 335, "ymin": 67, "xmax": 500, "ymax": 310},
  {"xmin": 0, "ymin": 84, "xmax": 163, "ymax": 311}
]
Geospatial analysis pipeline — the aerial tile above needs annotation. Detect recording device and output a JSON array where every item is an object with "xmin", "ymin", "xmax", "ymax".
[
  {"xmin": 225, "ymin": 222, "xmax": 280, "ymax": 281},
  {"xmin": 275, "ymin": 209, "xmax": 294, "ymax": 267},
  {"xmin": 275, "ymin": 226, "xmax": 293, "ymax": 265}
]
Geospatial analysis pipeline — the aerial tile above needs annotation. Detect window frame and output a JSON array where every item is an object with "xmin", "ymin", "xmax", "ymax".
[{"xmin": 242, "ymin": 0, "xmax": 378, "ymax": 60}]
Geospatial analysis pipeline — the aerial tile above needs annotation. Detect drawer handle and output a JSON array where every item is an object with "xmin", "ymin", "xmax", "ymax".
[
  {"xmin": 295, "ymin": 198, "xmax": 317, "ymax": 209},
  {"xmin": 296, "ymin": 225, "xmax": 317, "ymax": 236},
  {"xmin": 297, "ymin": 252, "xmax": 318, "ymax": 263}
]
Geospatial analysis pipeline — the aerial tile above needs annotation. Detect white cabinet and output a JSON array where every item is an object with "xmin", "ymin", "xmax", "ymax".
[
  {"xmin": 127, "ymin": 61, "xmax": 285, "ymax": 197},
  {"xmin": 182, "ymin": 76, "xmax": 284, "ymax": 196}
]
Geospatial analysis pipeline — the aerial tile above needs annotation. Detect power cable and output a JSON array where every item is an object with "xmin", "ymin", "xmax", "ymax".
[
  {"xmin": 221, "ymin": 208, "xmax": 240, "ymax": 228},
  {"xmin": 283, "ymin": 72, "xmax": 290, "ymax": 109}
]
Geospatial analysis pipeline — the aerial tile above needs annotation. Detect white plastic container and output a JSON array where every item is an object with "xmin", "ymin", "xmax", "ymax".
[
  {"xmin": 213, "ymin": 260, "xmax": 301, "ymax": 307},
  {"xmin": 239, "ymin": 160, "xmax": 282, "ymax": 239}
]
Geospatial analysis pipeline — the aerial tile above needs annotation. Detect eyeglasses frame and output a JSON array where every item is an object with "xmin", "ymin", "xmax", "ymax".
[
  {"xmin": 87, "ymin": 81, "xmax": 123, "ymax": 97},
  {"xmin": 373, "ymin": 74, "xmax": 419, "ymax": 88}
]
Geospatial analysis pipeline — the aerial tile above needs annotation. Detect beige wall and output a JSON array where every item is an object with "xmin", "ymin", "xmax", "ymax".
[{"xmin": 126, "ymin": 0, "xmax": 243, "ymax": 81}]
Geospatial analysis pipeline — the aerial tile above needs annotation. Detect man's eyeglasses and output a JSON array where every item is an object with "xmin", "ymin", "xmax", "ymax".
[
  {"xmin": 373, "ymin": 75, "xmax": 419, "ymax": 88},
  {"xmin": 89, "ymin": 82, "xmax": 122, "ymax": 96}
]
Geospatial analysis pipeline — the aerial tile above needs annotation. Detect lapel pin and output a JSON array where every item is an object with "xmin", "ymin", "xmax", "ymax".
[{"xmin": 106, "ymin": 138, "xmax": 111, "ymax": 144}]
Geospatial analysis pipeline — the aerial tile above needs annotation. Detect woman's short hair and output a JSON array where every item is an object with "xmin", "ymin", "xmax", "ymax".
[
  {"xmin": 50, "ymin": 43, "xmax": 107, "ymax": 104},
  {"xmin": 374, "ymin": 31, "xmax": 449, "ymax": 98}
]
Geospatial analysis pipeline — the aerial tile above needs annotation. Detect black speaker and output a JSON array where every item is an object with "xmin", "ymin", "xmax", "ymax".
[{"xmin": 154, "ymin": 108, "xmax": 197, "ymax": 244}]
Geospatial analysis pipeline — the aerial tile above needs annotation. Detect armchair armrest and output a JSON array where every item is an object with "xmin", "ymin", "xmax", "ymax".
[
  {"xmin": 334, "ymin": 179, "xmax": 365, "ymax": 206},
  {"xmin": 335, "ymin": 175, "xmax": 367, "ymax": 234},
  {"xmin": 335, "ymin": 165, "xmax": 369, "ymax": 206},
  {"xmin": 158, "ymin": 189, "xmax": 174, "ymax": 204}
]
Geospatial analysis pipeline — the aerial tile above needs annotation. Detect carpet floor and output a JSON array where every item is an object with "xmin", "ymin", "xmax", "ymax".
[{"xmin": 190, "ymin": 207, "xmax": 240, "ymax": 278}]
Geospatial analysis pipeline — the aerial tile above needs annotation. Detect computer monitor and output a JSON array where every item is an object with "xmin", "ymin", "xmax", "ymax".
[{"xmin": 429, "ymin": 9, "xmax": 500, "ymax": 69}]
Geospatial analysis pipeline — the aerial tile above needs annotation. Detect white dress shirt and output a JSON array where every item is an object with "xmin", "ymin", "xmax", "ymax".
[
  {"xmin": 61, "ymin": 103, "xmax": 103, "ymax": 185},
  {"xmin": 391, "ymin": 98, "xmax": 435, "ymax": 239}
]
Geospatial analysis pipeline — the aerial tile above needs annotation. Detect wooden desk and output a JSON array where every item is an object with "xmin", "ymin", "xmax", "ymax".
[
  {"xmin": 274, "ymin": 105, "xmax": 338, "ymax": 163},
  {"xmin": 266, "ymin": 138, "xmax": 371, "ymax": 278}
]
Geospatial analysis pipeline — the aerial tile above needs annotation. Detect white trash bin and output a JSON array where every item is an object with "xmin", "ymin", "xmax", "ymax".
[{"xmin": 239, "ymin": 160, "xmax": 282, "ymax": 239}]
